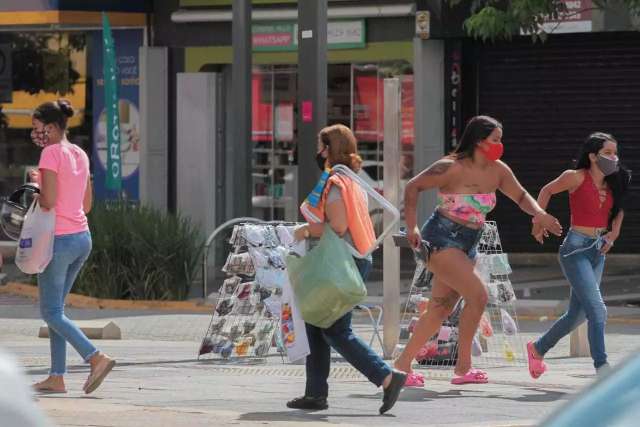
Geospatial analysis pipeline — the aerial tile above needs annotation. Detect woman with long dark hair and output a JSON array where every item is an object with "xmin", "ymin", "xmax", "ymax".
[
  {"xmin": 29, "ymin": 100, "xmax": 115, "ymax": 394},
  {"xmin": 527, "ymin": 132, "xmax": 630, "ymax": 377},
  {"xmin": 394, "ymin": 115, "xmax": 562, "ymax": 386}
]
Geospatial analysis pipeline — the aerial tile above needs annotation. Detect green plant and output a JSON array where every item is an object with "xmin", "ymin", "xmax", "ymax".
[
  {"xmin": 75, "ymin": 201, "xmax": 204, "ymax": 300},
  {"xmin": 448, "ymin": 0, "xmax": 640, "ymax": 41}
]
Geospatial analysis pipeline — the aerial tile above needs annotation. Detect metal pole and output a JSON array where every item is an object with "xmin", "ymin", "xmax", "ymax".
[
  {"xmin": 297, "ymin": 0, "xmax": 327, "ymax": 212},
  {"xmin": 232, "ymin": 0, "xmax": 252, "ymax": 218},
  {"xmin": 413, "ymin": 37, "xmax": 445, "ymax": 225},
  {"xmin": 382, "ymin": 78, "xmax": 402, "ymax": 359}
]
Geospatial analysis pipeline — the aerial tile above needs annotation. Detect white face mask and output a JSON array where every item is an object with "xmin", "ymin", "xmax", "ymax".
[{"xmin": 596, "ymin": 154, "xmax": 619, "ymax": 176}]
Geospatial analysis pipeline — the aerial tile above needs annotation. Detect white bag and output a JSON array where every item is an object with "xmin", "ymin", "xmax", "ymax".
[
  {"xmin": 15, "ymin": 200, "xmax": 55, "ymax": 275},
  {"xmin": 281, "ymin": 274, "xmax": 310, "ymax": 363}
]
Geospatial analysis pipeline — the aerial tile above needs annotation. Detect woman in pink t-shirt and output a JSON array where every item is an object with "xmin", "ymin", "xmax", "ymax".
[{"xmin": 29, "ymin": 100, "xmax": 115, "ymax": 395}]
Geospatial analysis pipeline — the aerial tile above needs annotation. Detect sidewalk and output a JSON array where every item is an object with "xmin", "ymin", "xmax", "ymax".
[
  {"xmin": 363, "ymin": 252, "xmax": 640, "ymax": 313},
  {"xmin": 2, "ymin": 300, "xmax": 639, "ymax": 426}
]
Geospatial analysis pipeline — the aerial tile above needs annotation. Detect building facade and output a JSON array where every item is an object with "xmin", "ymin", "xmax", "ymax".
[{"xmin": 0, "ymin": 0, "xmax": 150, "ymax": 241}]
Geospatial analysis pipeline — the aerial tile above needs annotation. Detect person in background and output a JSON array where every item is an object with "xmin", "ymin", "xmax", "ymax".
[
  {"xmin": 528, "ymin": 132, "xmax": 630, "ymax": 377},
  {"xmin": 29, "ymin": 100, "xmax": 115, "ymax": 395}
]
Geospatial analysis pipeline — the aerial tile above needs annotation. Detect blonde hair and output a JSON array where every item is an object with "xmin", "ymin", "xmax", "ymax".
[{"xmin": 319, "ymin": 124, "xmax": 362, "ymax": 172}]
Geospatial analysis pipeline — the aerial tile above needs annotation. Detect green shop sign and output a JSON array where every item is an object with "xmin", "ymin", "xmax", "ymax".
[{"xmin": 252, "ymin": 20, "xmax": 365, "ymax": 52}]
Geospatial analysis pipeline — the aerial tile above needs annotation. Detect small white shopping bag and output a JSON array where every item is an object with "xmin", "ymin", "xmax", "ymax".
[
  {"xmin": 281, "ymin": 274, "xmax": 310, "ymax": 363},
  {"xmin": 15, "ymin": 200, "xmax": 55, "ymax": 275}
]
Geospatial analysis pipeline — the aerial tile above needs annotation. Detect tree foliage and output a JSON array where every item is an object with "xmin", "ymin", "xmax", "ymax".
[
  {"xmin": 10, "ymin": 33, "xmax": 85, "ymax": 95},
  {"xmin": 448, "ymin": 0, "xmax": 640, "ymax": 41},
  {"xmin": 0, "ymin": 33, "xmax": 84, "ymax": 132}
]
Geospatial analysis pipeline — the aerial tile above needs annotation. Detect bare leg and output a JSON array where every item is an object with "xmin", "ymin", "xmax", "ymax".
[
  {"xmin": 395, "ymin": 248, "xmax": 488, "ymax": 376},
  {"xmin": 430, "ymin": 249, "xmax": 488, "ymax": 376},
  {"xmin": 394, "ymin": 277, "xmax": 459, "ymax": 373}
]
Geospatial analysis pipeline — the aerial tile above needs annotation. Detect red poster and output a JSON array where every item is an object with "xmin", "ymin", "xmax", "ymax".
[
  {"xmin": 354, "ymin": 75, "xmax": 383, "ymax": 142},
  {"xmin": 302, "ymin": 101, "xmax": 313, "ymax": 123},
  {"xmin": 252, "ymin": 73, "xmax": 273, "ymax": 142},
  {"xmin": 354, "ymin": 75, "xmax": 414, "ymax": 146}
]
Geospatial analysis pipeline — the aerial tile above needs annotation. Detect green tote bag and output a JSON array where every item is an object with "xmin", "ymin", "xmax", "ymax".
[{"xmin": 286, "ymin": 227, "xmax": 367, "ymax": 329}]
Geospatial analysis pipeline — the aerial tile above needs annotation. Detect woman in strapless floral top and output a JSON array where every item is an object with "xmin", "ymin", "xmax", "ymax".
[{"xmin": 394, "ymin": 115, "xmax": 563, "ymax": 387}]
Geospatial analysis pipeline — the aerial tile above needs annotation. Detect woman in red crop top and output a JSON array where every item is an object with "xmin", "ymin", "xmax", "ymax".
[{"xmin": 527, "ymin": 133, "xmax": 631, "ymax": 377}]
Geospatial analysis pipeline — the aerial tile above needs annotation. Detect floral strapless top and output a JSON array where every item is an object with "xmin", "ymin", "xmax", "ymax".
[{"xmin": 436, "ymin": 192, "xmax": 497, "ymax": 225}]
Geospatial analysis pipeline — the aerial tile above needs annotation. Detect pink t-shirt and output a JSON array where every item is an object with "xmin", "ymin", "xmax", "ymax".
[{"xmin": 38, "ymin": 142, "xmax": 90, "ymax": 236}]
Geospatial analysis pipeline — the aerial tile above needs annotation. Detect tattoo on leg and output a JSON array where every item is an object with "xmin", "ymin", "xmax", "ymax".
[{"xmin": 431, "ymin": 294, "xmax": 460, "ymax": 311}]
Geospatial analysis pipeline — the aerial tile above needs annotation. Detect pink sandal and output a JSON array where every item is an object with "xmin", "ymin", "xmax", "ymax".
[
  {"xmin": 527, "ymin": 342, "xmax": 547, "ymax": 379},
  {"xmin": 451, "ymin": 368, "xmax": 488, "ymax": 385},
  {"xmin": 404, "ymin": 372, "xmax": 425, "ymax": 387}
]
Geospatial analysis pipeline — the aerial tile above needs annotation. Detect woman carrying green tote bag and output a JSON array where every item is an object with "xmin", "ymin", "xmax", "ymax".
[
  {"xmin": 285, "ymin": 124, "xmax": 406, "ymax": 415},
  {"xmin": 287, "ymin": 225, "xmax": 366, "ymax": 328}
]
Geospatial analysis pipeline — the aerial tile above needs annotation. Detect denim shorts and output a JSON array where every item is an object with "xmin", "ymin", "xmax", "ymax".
[{"xmin": 421, "ymin": 211, "xmax": 483, "ymax": 260}]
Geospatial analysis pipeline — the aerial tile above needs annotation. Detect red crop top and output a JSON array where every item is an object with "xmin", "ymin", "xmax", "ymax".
[{"xmin": 569, "ymin": 172, "xmax": 613, "ymax": 228}]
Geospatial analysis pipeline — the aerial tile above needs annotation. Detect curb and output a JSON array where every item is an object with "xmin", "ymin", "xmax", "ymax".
[
  {"xmin": 516, "ymin": 314, "xmax": 640, "ymax": 325},
  {"xmin": 0, "ymin": 282, "xmax": 214, "ymax": 313},
  {"xmin": 3, "ymin": 282, "xmax": 639, "ymax": 324}
]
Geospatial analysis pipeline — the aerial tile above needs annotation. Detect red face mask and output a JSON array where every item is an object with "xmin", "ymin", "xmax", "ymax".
[{"xmin": 478, "ymin": 142, "xmax": 504, "ymax": 162}]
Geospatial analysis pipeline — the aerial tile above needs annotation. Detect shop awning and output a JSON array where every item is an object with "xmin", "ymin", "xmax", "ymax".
[
  {"xmin": 171, "ymin": 3, "xmax": 415, "ymax": 23},
  {"xmin": 0, "ymin": 11, "xmax": 146, "ymax": 29},
  {"xmin": 0, "ymin": 1, "xmax": 150, "ymax": 13}
]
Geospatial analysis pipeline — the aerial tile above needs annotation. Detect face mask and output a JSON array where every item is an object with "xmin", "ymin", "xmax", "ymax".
[
  {"xmin": 596, "ymin": 154, "xmax": 619, "ymax": 176},
  {"xmin": 30, "ymin": 129, "xmax": 49, "ymax": 148},
  {"xmin": 315, "ymin": 150, "xmax": 327, "ymax": 171},
  {"xmin": 479, "ymin": 141, "xmax": 504, "ymax": 162}
]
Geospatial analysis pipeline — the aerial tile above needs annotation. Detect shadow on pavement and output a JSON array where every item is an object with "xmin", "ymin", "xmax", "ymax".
[
  {"xmin": 25, "ymin": 358, "xmax": 203, "ymax": 375},
  {"xmin": 481, "ymin": 387, "xmax": 569, "ymax": 403},
  {"xmin": 239, "ymin": 410, "xmax": 387, "ymax": 422},
  {"xmin": 351, "ymin": 385, "xmax": 567, "ymax": 404},
  {"xmin": 350, "ymin": 388, "xmax": 464, "ymax": 403}
]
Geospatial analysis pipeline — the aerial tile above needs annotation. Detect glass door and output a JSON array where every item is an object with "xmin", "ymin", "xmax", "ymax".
[{"xmin": 251, "ymin": 66, "xmax": 298, "ymax": 222}]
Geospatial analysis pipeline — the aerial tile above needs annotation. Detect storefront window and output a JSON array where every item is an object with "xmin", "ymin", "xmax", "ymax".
[
  {"xmin": 0, "ymin": 32, "xmax": 89, "ymax": 240},
  {"xmin": 251, "ymin": 66, "xmax": 298, "ymax": 221},
  {"xmin": 250, "ymin": 61, "xmax": 415, "ymax": 224}
]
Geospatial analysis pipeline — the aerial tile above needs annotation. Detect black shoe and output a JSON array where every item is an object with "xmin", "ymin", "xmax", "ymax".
[
  {"xmin": 379, "ymin": 369, "xmax": 407, "ymax": 415},
  {"xmin": 286, "ymin": 395, "xmax": 329, "ymax": 410}
]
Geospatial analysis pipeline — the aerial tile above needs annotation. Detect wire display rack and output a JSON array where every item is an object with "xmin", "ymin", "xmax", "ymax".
[
  {"xmin": 198, "ymin": 222, "xmax": 301, "ymax": 361},
  {"xmin": 399, "ymin": 221, "xmax": 527, "ymax": 372}
]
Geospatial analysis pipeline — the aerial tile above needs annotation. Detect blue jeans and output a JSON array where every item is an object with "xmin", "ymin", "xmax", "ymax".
[
  {"xmin": 304, "ymin": 257, "xmax": 392, "ymax": 398},
  {"xmin": 38, "ymin": 231, "xmax": 98, "ymax": 376},
  {"xmin": 534, "ymin": 229, "xmax": 608, "ymax": 369}
]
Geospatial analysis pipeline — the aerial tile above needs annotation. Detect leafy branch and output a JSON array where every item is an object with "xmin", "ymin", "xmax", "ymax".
[{"xmin": 447, "ymin": 0, "xmax": 640, "ymax": 41}]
